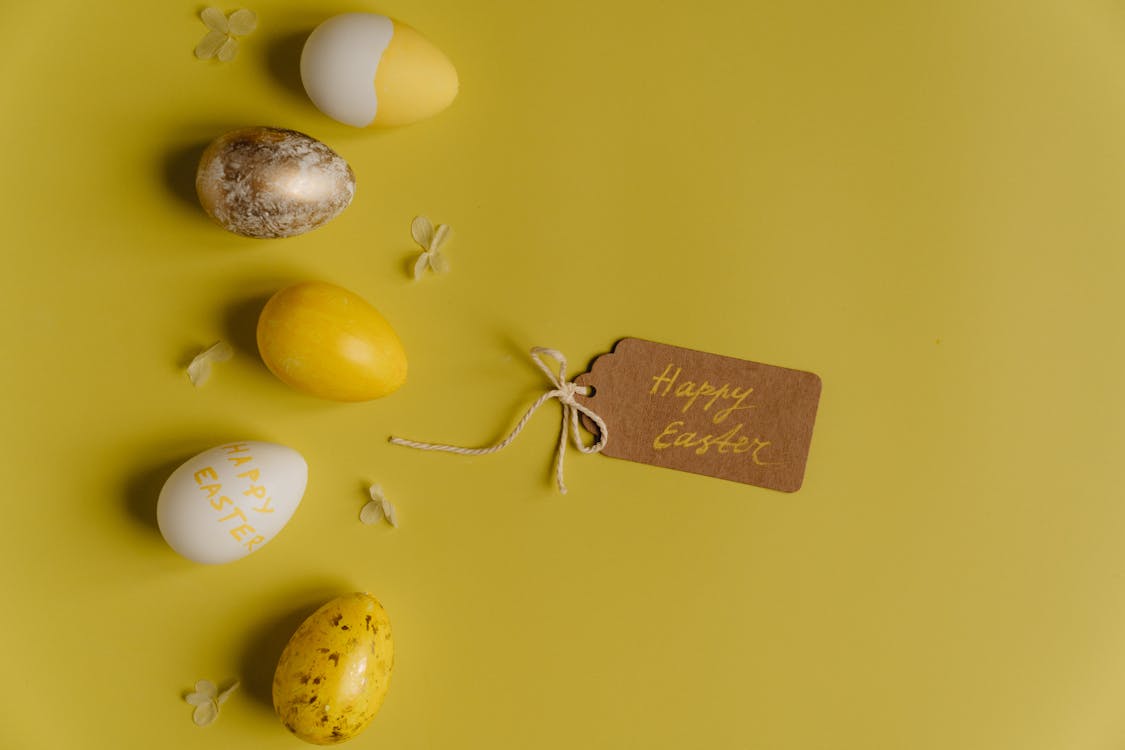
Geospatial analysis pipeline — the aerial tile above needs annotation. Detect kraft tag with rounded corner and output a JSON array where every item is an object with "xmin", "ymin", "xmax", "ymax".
[{"xmin": 575, "ymin": 338, "xmax": 822, "ymax": 492}]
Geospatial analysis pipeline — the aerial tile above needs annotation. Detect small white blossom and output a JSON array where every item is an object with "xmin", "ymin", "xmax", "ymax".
[
  {"xmin": 186, "ymin": 341, "xmax": 233, "ymax": 387},
  {"xmin": 361, "ymin": 484, "xmax": 399, "ymax": 528},
  {"xmin": 195, "ymin": 8, "xmax": 258, "ymax": 62},
  {"xmin": 411, "ymin": 216, "xmax": 452, "ymax": 280},
  {"xmin": 185, "ymin": 679, "xmax": 239, "ymax": 727}
]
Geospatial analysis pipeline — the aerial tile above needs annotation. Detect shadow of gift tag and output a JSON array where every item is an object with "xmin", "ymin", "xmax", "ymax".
[{"xmin": 575, "ymin": 338, "xmax": 822, "ymax": 492}]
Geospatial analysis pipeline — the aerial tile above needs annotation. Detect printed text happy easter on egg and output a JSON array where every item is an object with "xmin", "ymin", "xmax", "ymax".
[
  {"xmin": 648, "ymin": 364, "xmax": 775, "ymax": 465},
  {"xmin": 191, "ymin": 443, "xmax": 276, "ymax": 553}
]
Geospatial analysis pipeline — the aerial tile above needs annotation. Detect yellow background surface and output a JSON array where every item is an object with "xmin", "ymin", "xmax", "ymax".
[{"xmin": 3, "ymin": 1, "xmax": 1125, "ymax": 748}]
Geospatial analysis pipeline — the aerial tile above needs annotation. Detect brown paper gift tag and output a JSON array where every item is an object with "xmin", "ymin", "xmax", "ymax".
[{"xmin": 575, "ymin": 338, "xmax": 822, "ymax": 492}]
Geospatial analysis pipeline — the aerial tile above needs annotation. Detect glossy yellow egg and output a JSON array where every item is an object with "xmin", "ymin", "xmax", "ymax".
[
  {"xmin": 273, "ymin": 593, "xmax": 394, "ymax": 745},
  {"xmin": 257, "ymin": 281, "xmax": 407, "ymax": 401},
  {"xmin": 300, "ymin": 13, "xmax": 458, "ymax": 128}
]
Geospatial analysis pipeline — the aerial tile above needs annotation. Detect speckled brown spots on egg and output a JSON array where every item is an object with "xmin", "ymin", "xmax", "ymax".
[{"xmin": 273, "ymin": 592, "xmax": 394, "ymax": 744}]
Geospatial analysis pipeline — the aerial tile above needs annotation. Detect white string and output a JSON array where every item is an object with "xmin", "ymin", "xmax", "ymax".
[{"xmin": 389, "ymin": 347, "xmax": 608, "ymax": 494}]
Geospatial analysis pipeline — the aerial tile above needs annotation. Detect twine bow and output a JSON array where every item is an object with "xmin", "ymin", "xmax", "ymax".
[{"xmin": 389, "ymin": 348, "xmax": 607, "ymax": 494}]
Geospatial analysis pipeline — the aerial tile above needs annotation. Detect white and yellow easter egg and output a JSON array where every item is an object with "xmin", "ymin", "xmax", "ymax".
[
  {"xmin": 156, "ymin": 441, "xmax": 308, "ymax": 564},
  {"xmin": 300, "ymin": 13, "xmax": 458, "ymax": 128}
]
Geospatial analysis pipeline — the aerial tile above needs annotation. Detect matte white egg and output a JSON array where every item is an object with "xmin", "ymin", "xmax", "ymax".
[{"xmin": 156, "ymin": 441, "xmax": 308, "ymax": 564}]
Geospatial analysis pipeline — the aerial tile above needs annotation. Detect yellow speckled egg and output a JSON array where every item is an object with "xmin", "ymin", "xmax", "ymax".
[
  {"xmin": 257, "ymin": 281, "xmax": 407, "ymax": 401},
  {"xmin": 300, "ymin": 13, "xmax": 458, "ymax": 127},
  {"xmin": 273, "ymin": 593, "xmax": 394, "ymax": 745}
]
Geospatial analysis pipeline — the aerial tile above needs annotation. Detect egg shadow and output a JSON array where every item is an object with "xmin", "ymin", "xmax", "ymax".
[
  {"xmin": 266, "ymin": 29, "xmax": 314, "ymax": 105},
  {"xmin": 238, "ymin": 586, "xmax": 349, "ymax": 710},
  {"xmin": 402, "ymin": 253, "xmax": 419, "ymax": 279},
  {"xmin": 161, "ymin": 140, "xmax": 208, "ymax": 213},
  {"xmin": 123, "ymin": 455, "xmax": 192, "ymax": 536},
  {"xmin": 223, "ymin": 293, "xmax": 273, "ymax": 358}
]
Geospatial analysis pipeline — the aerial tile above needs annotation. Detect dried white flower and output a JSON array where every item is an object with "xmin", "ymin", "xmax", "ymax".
[
  {"xmin": 195, "ymin": 8, "xmax": 258, "ymax": 62},
  {"xmin": 185, "ymin": 679, "xmax": 239, "ymax": 727},
  {"xmin": 186, "ymin": 341, "xmax": 233, "ymax": 387},
  {"xmin": 411, "ymin": 216, "xmax": 452, "ymax": 280},
  {"xmin": 361, "ymin": 484, "xmax": 398, "ymax": 528}
]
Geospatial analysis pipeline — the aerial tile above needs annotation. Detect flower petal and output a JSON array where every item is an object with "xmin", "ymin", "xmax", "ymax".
[
  {"xmin": 193, "ymin": 701, "xmax": 219, "ymax": 727},
  {"xmin": 431, "ymin": 223, "xmax": 451, "ymax": 252},
  {"xmin": 216, "ymin": 36, "xmax": 239, "ymax": 62},
  {"xmin": 381, "ymin": 498, "xmax": 398, "ymax": 528},
  {"xmin": 187, "ymin": 341, "xmax": 233, "ymax": 386},
  {"xmin": 368, "ymin": 484, "xmax": 384, "ymax": 502},
  {"xmin": 411, "ymin": 216, "xmax": 434, "ymax": 249},
  {"xmin": 185, "ymin": 691, "xmax": 209, "ymax": 706},
  {"xmin": 186, "ymin": 359, "xmax": 212, "ymax": 387},
  {"xmin": 201, "ymin": 7, "xmax": 228, "ymax": 32},
  {"xmin": 194, "ymin": 679, "xmax": 217, "ymax": 698},
  {"xmin": 194, "ymin": 30, "xmax": 227, "ymax": 59},
  {"xmin": 226, "ymin": 9, "xmax": 258, "ymax": 36},
  {"xmin": 430, "ymin": 250, "xmax": 450, "ymax": 274},
  {"xmin": 413, "ymin": 253, "xmax": 430, "ymax": 280},
  {"xmin": 216, "ymin": 680, "xmax": 240, "ymax": 705},
  {"xmin": 360, "ymin": 501, "xmax": 385, "ymax": 525},
  {"xmin": 206, "ymin": 341, "xmax": 234, "ymax": 362}
]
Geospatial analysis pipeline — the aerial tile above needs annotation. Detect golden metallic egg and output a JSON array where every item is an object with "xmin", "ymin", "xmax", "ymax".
[{"xmin": 195, "ymin": 126, "xmax": 356, "ymax": 239}]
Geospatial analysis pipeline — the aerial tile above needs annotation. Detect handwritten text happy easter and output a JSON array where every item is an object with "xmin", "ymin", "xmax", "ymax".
[
  {"xmin": 192, "ymin": 443, "xmax": 276, "ymax": 553},
  {"xmin": 648, "ymin": 364, "xmax": 775, "ymax": 464}
]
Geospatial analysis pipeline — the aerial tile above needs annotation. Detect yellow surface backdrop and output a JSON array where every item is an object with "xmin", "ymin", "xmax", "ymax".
[{"xmin": 3, "ymin": 0, "xmax": 1125, "ymax": 748}]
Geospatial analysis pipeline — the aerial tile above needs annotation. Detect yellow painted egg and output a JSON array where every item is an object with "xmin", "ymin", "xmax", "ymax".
[
  {"xmin": 300, "ymin": 13, "xmax": 458, "ymax": 127},
  {"xmin": 257, "ymin": 281, "xmax": 407, "ymax": 401},
  {"xmin": 196, "ymin": 127, "xmax": 356, "ymax": 238},
  {"xmin": 273, "ymin": 592, "xmax": 394, "ymax": 745}
]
